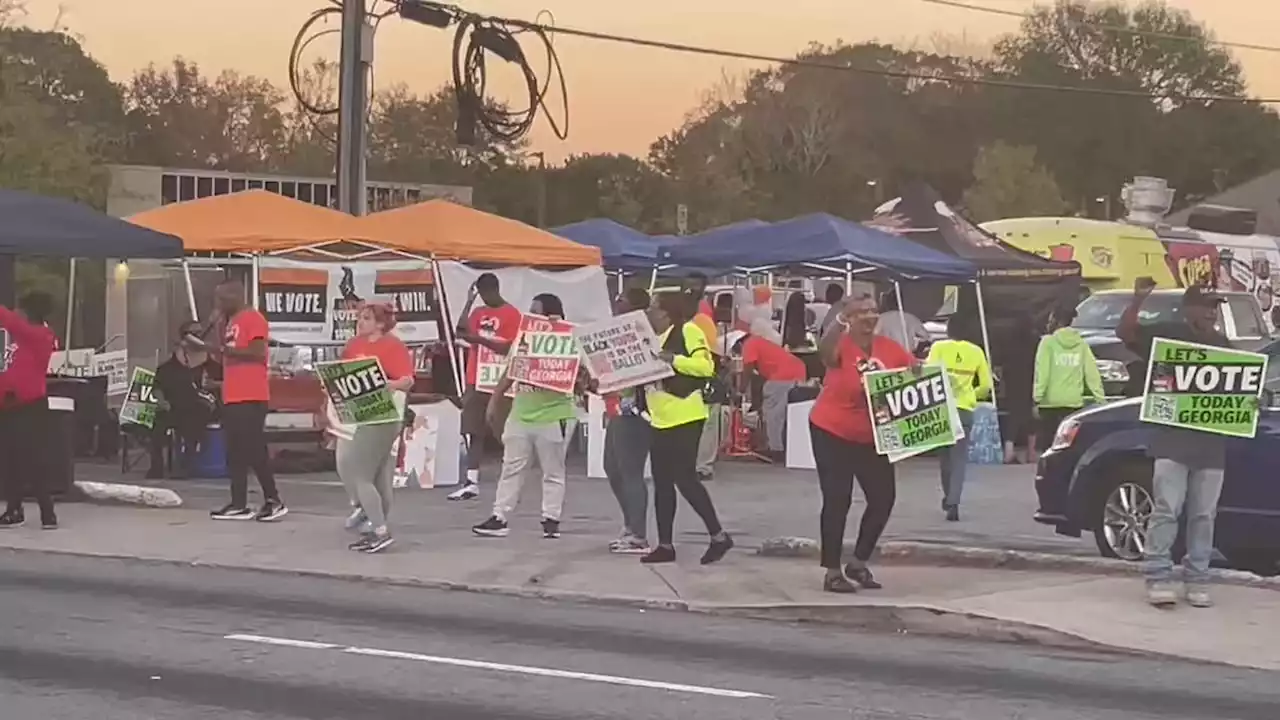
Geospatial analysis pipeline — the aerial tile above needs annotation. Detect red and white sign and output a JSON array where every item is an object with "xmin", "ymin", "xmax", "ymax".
[{"xmin": 506, "ymin": 314, "xmax": 580, "ymax": 394}]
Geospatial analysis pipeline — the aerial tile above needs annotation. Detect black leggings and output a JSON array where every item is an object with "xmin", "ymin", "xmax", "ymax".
[
  {"xmin": 650, "ymin": 420, "xmax": 723, "ymax": 546},
  {"xmin": 810, "ymin": 423, "xmax": 896, "ymax": 568},
  {"xmin": 0, "ymin": 400, "xmax": 54, "ymax": 516},
  {"xmin": 223, "ymin": 401, "xmax": 280, "ymax": 507}
]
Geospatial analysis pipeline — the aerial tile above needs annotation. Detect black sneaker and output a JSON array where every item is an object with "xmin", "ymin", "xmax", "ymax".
[
  {"xmin": 541, "ymin": 518, "xmax": 561, "ymax": 539},
  {"xmin": 363, "ymin": 535, "xmax": 395, "ymax": 554},
  {"xmin": 0, "ymin": 510, "xmax": 24, "ymax": 528},
  {"xmin": 211, "ymin": 504, "xmax": 254, "ymax": 521},
  {"xmin": 843, "ymin": 564, "xmax": 883, "ymax": 590},
  {"xmin": 640, "ymin": 545, "xmax": 677, "ymax": 564},
  {"xmin": 41, "ymin": 511, "xmax": 58, "ymax": 530},
  {"xmin": 472, "ymin": 516, "xmax": 509, "ymax": 537},
  {"xmin": 349, "ymin": 534, "xmax": 376, "ymax": 552},
  {"xmin": 700, "ymin": 533, "xmax": 734, "ymax": 565},
  {"xmin": 255, "ymin": 500, "xmax": 289, "ymax": 522}
]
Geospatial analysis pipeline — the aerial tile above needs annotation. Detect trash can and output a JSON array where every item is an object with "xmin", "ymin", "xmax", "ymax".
[
  {"xmin": 193, "ymin": 423, "xmax": 228, "ymax": 479},
  {"xmin": 43, "ymin": 379, "xmax": 84, "ymax": 496}
]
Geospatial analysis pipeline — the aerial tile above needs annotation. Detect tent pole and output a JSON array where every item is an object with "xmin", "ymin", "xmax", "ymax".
[
  {"xmin": 251, "ymin": 255, "xmax": 261, "ymax": 311},
  {"xmin": 181, "ymin": 259, "xmax": 199, "ymax": 321},
  {"xmin": 432, "ymin": 258, "xmax": 467, "ymax": 403},
  {"xmin": 64, "ymin": 258, "xmax": 77, "ymax": 349},
  {"xmin": 647, "ymin": 266, "xmax": 657, "ymax": 293},
  {"xmin": 893, "ymin": 280, "xmax": 909, "ymax": 351},
  {"xmin": 975, "ymin": 280, "xmax": 998, "ymax": 413},
  {"xmin": 844, "ymin": 262, "xmax": 853, "ymax": 295}
]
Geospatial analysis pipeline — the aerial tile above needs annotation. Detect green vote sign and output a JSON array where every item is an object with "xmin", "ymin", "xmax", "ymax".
[
  {"xmin": 1140, "ymin": 338, "xmax": 1267, "ymax": 438},
  {"xmin": 316, "ymin": 357, "xmax": 401, "ymax": 426},
  {"xmin": 864, "ymin": 364, "xmax": 963, "ymax": 462}
]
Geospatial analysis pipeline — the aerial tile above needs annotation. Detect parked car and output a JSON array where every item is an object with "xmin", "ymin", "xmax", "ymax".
[
  {"xmin": 1033, "ymin": 340, "xmax": 1280, "ymax": 576},
  {"xmin": 1073, "ymin": 289, "xmax": 1271, "ymax": 397}
]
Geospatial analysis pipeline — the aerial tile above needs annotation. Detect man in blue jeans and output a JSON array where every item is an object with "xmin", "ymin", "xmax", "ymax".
[{"xmin": 1118, "ymin": 278, "xmax": 1228, "ymax": 608}]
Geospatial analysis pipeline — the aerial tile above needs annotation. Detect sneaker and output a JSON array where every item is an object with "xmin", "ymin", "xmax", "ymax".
[
  {"xmin": 1186, "ymin": 586, "xmax": 1214, "ymax": 608},
  {"xmin": 823, "ymin": 573, "xmax": 858, "ymax": 594},
  {"xmin": 844, "ymin": 564, "xmax": 883, "ymax": 590},
  {"xmin": 362, "ymin": 534, "xmax": 395, "ymax": 554},
  {"xmin": 0, "ymin": 510, "xmax": 24, "ymax": 528},
  {"xmin": 640, "ymin": 545, "xmax": 677, "ymax": 564},
  {"xmin": 344, "ymin": 507, "xmax": 367, "ymax": 532},
  {"xmin": 41, "ymin": 512, "xmax": 58, "ymax": 530},
  {"xmin": 700, "ymin": 533, "xmax": 734, "ymax": 565},
  {"xmin": 609, "ymin": 535, "xmax": 650, "ymax": 554},
  {"xmin": 541, "ymin": 518, "xmax": 561, "ymax": 539},
  {"xmin": 448, "ymin": 483, "xmax": 479, "ymax": 501},
  {"xmin": 255, "ymin": 500, "xmax": 289, "ymax": 522},
  {"xmin": 211, "ymin": 504, "xmax": 254, "ymax": 521},
  {"xmin": 945, "ymin": 505, "xmax": 960, "ymax": 522},
  {"xmin": 472, "ymin": 516, "xmax": 509, "ymax": 537},
  {"xmin": 1146, "ymin": 582, "xmax": 1178, "ymax": 608},
  {"xmin": 348, "ymin": 534, "xmax": 376, "ymax": 552}
]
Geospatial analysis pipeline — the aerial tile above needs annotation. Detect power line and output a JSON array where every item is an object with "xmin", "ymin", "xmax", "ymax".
[{"xmin": 917, "ymin": 0, "xmax": 1280, "ymax": 55}]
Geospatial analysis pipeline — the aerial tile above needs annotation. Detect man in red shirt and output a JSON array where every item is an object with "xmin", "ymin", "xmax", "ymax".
[
  {"xmin": 0, "ymin": 292, "xmax": 59, "ymax": 529},
  {"xmin": 210, "ymin": 280, "xmax": 287, "ymax": 522},
  {"xmin": 741, "ymin": 319, "xmax": 807, "ymax": 458},
  {"xmin": 450, "ymin": 273, "xmax": 522, "ymax": 501}
]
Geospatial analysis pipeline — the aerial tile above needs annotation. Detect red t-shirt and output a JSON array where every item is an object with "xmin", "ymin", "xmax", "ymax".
[
  {"xmin": 344, "ymin": 334, "xmax": 414, "ymax": 381},
  {"xmin": 0, "ymin": 307, "xmax": 56, "ymax": 405},
  {"xmin": 698, "ymin": 298, "xmax": 714, "ymax": 319},
  {"xmin": 809, "ymin": 334, "xmax": 913, "ymax": 444},
  {"xmin": 743, "ymin": 335, "xmax": 806, "ymax": 382},
  {"xmin": 222, "ymin": 308, "xmax": 270, "ymax": 404},
  {"xmin": 465, "ymin": 303, "xmax": 522, "ymax": 388}
]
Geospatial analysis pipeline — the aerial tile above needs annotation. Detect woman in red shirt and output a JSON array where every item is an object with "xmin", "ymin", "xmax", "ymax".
[
  {"xmin": 330, "ymin": 303, "xmax": 415, "ymax": 554},
  {"xmin": 808, "ymin": 294, "xmax": 914, "ymax": 593},
  {"xmin": 0, "ymin": 292, "xmax": 58, "ymax": 529}
]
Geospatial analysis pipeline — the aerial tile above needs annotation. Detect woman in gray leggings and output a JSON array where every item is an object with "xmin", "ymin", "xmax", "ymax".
[{"xmin": 329, "ymin": 303, "xmax": 415, "ymax": 553}]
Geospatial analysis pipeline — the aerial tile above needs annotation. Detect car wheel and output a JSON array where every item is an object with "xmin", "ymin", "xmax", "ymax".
[{"xmin": 1092, "ymin": 468, "xmax": 1155, "ymax": 561}]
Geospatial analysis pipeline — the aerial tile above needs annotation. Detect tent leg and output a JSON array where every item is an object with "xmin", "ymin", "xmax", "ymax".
[
  {"xmin": 432, "ymin": 258, "xmax": 472, "ymax": 463},
  {"xmin": 844, "ymin": 262, "xmax": 853, "ymax": 295},
  {"xmin": 64, "ymin": 258, "xmax": 77, "ymax": 349},
  {"xmin": 251, "ymin": 255, "xmax": 261, "ymax": 311},
  {"xmin": 181, "ymin": 259, "xmax": 199, "ymax": 321},
  {"xmin": 893, "ymin": 280, "xmax": 909, "ymax": 351},
  {"xmin": 647, "ymin": 266, "xmax": 657, "ymax": 293},
  {"xmin": 975, "ymin": 280, "xmax": 998, "ymax": 413}
]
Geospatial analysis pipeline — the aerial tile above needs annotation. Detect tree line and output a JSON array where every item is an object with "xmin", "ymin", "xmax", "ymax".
[{"xmin": 3, "ymin": 1, "xmax": 1279, "ymax": 236}]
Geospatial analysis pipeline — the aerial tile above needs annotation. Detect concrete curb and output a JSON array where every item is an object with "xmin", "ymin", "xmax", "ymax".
[
  {"xmin": 71, "ymin": 481, "xmax": 183, "ymax": 509},
  {"xmin": 758, "ymin": 537, "xmax": 1280, "ymax": 590}
]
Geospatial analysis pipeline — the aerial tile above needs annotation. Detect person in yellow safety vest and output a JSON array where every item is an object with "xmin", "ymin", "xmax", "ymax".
[{"xmin": 925, "ymin": 315, "xmax": 993, "ymax": 522}]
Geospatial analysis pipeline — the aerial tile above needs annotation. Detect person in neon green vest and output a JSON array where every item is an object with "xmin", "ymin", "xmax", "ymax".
[{"xmin": 925, "ymin": 315, "xmax": 993, "ymax": 522}]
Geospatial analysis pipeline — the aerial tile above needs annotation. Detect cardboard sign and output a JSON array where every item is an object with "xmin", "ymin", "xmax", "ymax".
[
  {"xmin": 506, "ymin": 314, "xmax": 580, "ymax": 394},
  {"xmin": 1140, "ymin": 338, "xmax": 1267, "ymax": 438},
  {"xmin": 316, "ymin": 357, "xmax": 401, "ymax": 426},
  {"xmin": 573, "ymin": 311, "xmax": 673, "ymax": 394},
  {"xmin": 865, "ymin": 364, "xmax": 964, "ymax": 462},
  {"xmin": 118, "ymin": 368, "xmax": 159, "ymax": 429}
]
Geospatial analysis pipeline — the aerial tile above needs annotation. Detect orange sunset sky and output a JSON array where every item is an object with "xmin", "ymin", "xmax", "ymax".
[{"xmin": 21, "ymin": 0, "xmax": 1280, "ymax": 163}]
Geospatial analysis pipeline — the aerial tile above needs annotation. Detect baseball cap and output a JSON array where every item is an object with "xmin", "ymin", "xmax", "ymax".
[{"xmin": 1181, "ymin": 285, "xmax": 1225, "ymax": 307}]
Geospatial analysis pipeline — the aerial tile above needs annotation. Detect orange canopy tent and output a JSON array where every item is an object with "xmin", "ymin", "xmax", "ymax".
[
  {"xmin": 358, "ymin": 199, "xmax": 601, "ymax": 267},
  {"xmin": 128, "ymin": 190, "xmax": 377, "ymax": 253}
]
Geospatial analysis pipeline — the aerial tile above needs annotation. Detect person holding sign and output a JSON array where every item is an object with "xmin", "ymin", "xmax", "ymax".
[
  {"xmin": 809, "ymin": 294, "xmax": 915, "ymax": 593},
  {"xmin": 637, "ymin": 292, "xmax": 734, "ymax": 566},
  {"xmin": 451, "ymin": 273, "xmax": 522, "ymax": 502},
  {"xmin": 472, "ymin": 294, "xmax": 582, "ymax": 540},
  {"xmin": 602, "ymin": 288, "xmax": 654, "ymax": 555},
  {"xmin": 1118, "ymin": 278, "xmax": 1230, "ymax": 608},
  {"xmin": 0, "ymin": 293, "xmax": 58, "ymax": 530},
  {"xmin": 925, "ymin": 315, "xmax": 992, "ymax": 522},
  {"xmin": 328, "ymin": 303, "xmax": 415, "ymax": 554}
]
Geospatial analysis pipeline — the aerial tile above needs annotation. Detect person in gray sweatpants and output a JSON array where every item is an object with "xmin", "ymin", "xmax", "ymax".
[{"xmin": 337, "ymin": 421, "xmax": 401, "ymax": 543}]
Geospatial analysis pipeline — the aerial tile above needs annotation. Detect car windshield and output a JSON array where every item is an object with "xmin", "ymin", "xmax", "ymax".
[{"xmin": 1073, "ymin": 293, "xmax": 1183, "ymax": 330}]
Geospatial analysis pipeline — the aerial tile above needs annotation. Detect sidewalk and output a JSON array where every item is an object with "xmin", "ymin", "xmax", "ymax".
[{"xmin": 3, "ymin": 502, "xmax": 1278, "ymax": 672}]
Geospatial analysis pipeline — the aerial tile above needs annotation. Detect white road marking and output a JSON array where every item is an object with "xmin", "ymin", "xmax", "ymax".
[
  {"xmin": 224, "ymin": 634, "xmax": 340, "ymax": 650},
  {"xmin": 224, "ymin": 633, "xmax": 771, "ymax": 700}
]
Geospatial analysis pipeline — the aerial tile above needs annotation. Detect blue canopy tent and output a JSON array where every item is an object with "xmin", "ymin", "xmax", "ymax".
[
  {"xmin": 550, "ymin": 219, "xmax": 659, "ymax": 271},
  {"xmin": 657, "ymin": 213, "xmax": 977, "ymax": 281}
]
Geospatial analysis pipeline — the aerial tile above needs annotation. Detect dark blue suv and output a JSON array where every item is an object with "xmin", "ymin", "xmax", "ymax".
[{"xmin": 1033, "ymin": 341, "xmax": 1280, "ymax": 576}]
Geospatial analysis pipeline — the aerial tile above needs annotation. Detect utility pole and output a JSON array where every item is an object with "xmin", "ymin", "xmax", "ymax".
[{"xmin": 337, "ymin": 0, "xmax": 371, "ymax": 216}]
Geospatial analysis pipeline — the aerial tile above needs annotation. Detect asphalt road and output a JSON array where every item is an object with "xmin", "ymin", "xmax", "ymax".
[{"xmin": 0, "ymin": 552, "xmax": 1276, "ymax": 719}]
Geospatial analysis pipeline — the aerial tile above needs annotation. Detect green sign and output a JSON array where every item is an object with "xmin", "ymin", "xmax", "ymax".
[
  {"xmin": 118, "ymin": 367, "xmax": 158, "ymax": 429},
  {"xmin": 864, "ymin": 364, "xmax": 963, "ymax": 462},
  {"xmin": 316, "ymin": 357, "xmax": 401, "ymax": 426},
  {"xmin": 1140, "ymin": 338, "xmax": 1267, "ymax": 438}
]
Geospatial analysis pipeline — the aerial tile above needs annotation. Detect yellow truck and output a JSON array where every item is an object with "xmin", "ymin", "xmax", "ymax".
[{"xmin": 982, "ymin": 217, "xmax": 1176, "ymax": 291}]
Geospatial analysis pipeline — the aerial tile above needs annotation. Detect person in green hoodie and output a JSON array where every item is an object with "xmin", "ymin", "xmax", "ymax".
[{"xmin": 1033, "ymin": 304, "xmax": 1105, "ymax": 456}]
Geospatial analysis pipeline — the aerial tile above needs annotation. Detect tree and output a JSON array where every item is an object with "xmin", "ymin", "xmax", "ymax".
[
  {"xmin": 962, "ymin": 142, "xmax": 1068, "ymax": 222},
  {"xmin": 123, "ymin": 58, "xmax": 290, "ymax": 172}
]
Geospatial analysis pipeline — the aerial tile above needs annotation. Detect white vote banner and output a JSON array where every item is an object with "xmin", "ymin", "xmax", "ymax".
[
  {"xmin": 435, "ymin": 262, "xmax": 612, "ymax": 330},
  {"xmin": 257, "ymin": 258, "xmax": 440, "ymax": 345}
]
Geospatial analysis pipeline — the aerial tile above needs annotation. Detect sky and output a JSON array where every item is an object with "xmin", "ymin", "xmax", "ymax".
[{"xmin": 20, "ymin": 0, "xmax": 1280, "ymax": 163}]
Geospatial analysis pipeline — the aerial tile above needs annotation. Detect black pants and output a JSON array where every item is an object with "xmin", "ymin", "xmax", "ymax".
[
  {"xmin": 0, "ymin": 400, "xmax": 54, "ymax": 517},
  {"xmin": 810, "ymin": 423, "xmax": 896, "ymax": 568},
  {"xmin": 650, "ymin": 419, "xmax": 723, "ymax": 546},
  {"xmin": 223, "ymin": 402, "xmax": 279, "ymax": 507},
  {"xmin": 1035, "ymin": 408, "xmax": 1076, "ymax": 452}
]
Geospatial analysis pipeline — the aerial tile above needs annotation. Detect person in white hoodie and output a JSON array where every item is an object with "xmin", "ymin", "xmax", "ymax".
[{"xmin": 1032, "ymin": 304, "xmax": 1105, "ymax": 457}]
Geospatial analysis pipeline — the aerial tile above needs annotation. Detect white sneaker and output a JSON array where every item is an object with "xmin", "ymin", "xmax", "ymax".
[
  {"xmin": 1186, "ymin": 586, "xmax": 1214, "ymax": 608},
  {"xmin": 448, "ymin": 483, "xmax": 479, "ymax": 501},
  {"xmin": 1146, "ymin": 582, "xmax": 1178, "ymax": 608}
]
